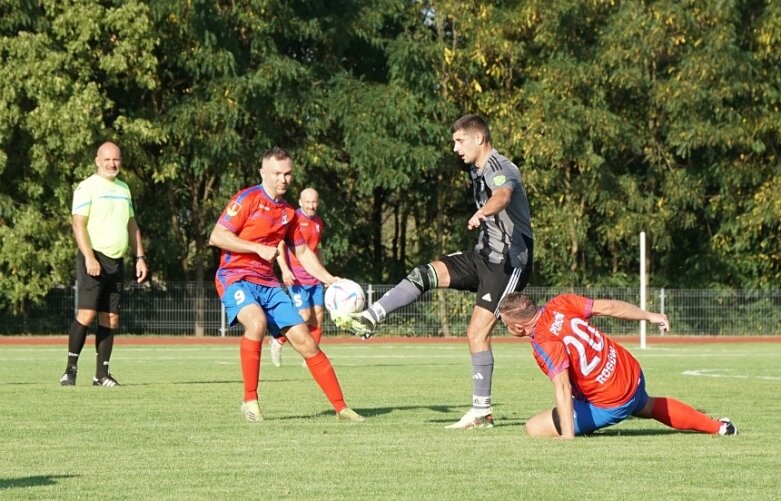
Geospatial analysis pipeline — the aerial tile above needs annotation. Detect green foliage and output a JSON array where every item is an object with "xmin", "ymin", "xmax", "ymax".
[
  {"xmin": 0, "ymin": 0, "xmax": 158, "ymax": 310},
  {"xmin": 1, "ymin": 0, "xmax": 780, "ymax": 313}
]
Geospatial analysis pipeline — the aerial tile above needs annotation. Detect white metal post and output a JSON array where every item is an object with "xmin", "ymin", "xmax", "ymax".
[
  {"xmin": 640, "ymin": 232, "xmax": 647, "ymax": 349},
  {"xmin": 220, "ymin": 302, "xmax": 226, "ymax": 337}
]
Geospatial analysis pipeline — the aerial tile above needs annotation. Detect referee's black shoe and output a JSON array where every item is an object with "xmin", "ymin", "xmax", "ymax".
[
  {"xmin": 60, "ymin": 367, "xmax": 77, "ymax": 386},
  {"xmin": 93, "ymin": 374, "xmax": 120, "ymax": 387}
]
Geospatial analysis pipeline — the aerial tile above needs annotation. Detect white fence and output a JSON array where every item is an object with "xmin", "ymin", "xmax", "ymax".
[{"xmin": 2, "ymin": 283, "xmax": 780, "ymax": 337}]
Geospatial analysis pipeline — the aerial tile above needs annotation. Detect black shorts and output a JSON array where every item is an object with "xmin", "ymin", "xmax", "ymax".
[
  {"xmin": 440, "ymin": 242, "xmax": 533, "ymax": 316},
  {"xmin": 76, "ymin": 250, "xmax": 124, "ymax": 313}
]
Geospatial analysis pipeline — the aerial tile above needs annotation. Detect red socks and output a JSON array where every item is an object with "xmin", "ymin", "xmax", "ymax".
[
  {"xmin": 305, "ymin": 351, "xmax": 346, "ymax": 412},
  {"xmin": 309, "ymin": 325, "xmax": 322, "ymax": 344},
  {"xmin": 242, "ymin": 336, "xmax": 341, "ymax": 411},
  {"xmin": 240, "ymin": 337, "xmax": 261, "ymax": 401},
  {"xmin": 276, "ymin": 325, "xmax": 321, "ymax": 345},
  {"xmin": 651, "ymin": 397, "xmax": 721, "ymax": 434}
]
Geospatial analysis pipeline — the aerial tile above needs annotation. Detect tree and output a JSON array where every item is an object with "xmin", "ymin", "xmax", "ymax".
[{"xmin": 0, "ymin": 0, "xmax": 157, "ymax": 313}]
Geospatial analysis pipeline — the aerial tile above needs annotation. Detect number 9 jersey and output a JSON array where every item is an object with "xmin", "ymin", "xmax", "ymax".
[{"xmin": 529, "ymin": 294, "xmax": 642, "ymax": 407}]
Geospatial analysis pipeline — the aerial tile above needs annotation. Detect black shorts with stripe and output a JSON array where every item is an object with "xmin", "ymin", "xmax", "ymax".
[
  {"xmin": 440, "ymin": 238, "xmax": 533, "ymax": 316},
  {"xmin": 76, "ymin": 250, "xmax": 125, "ymax": 313}
]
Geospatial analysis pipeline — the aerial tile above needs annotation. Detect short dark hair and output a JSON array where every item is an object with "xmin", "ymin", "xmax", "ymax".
[
  {"xmin": 451, "ymin": 114, "xmax": 491, "ymax": 143},
  {"xmin": 498, "ymin": 293, "xmax": 537, "ymax": 319},
  {"xmin": 262, "ymin": 146, "xmax": 291, "ymax": 162}
]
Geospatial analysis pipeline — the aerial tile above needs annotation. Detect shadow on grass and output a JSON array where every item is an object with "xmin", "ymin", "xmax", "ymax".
[
  {"xmin": 589, "ymin": 428, "xmax": 692, "ymax": 437},
  {"xmin": 253, "ymin": 404, "xmax": 467, "ymax": 421},
  {"xmin": 274, "ymin": 404, "xmax": 517, "ymax": 422},
  {"xmin": 337, "ymin": 362, "xmax": 465, "ymax": 368},
  {"xmin": 2, "ymin": 378, "xmax": 342, "ymax": 388},
  {"xmin": 0, "ymin": 474, "xmax": 79, "ymax": 490},
  {"xmin": 168, "ymin": 378, "xmax": 312, "ymax": 385}
]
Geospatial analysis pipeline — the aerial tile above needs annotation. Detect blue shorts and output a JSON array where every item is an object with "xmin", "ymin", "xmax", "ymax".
[
  {"xmin": 287, "ymin": 283, "xmax": 325, "ymax": 311},
  {"xmin": 573, "ymin": 371, "xmax": 649, "ymax": 435},
  {"xmin": 221, "ymin": 281, "xmax": 304, "ymax": 337}
]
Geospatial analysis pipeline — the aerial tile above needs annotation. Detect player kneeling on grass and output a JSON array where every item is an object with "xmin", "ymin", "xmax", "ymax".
[
  {"xmin": 498, "ymin": 293, "xmax": 736, "ymax": 438},
  {"xmin": 209, "ymin": 147, "xmax": 364, "ymax": 423}
]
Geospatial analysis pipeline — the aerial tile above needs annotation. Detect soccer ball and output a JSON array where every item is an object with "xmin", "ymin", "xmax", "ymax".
[{"xmin": 324, "ymin": 279, "xmax": 366, "ymax": 314}]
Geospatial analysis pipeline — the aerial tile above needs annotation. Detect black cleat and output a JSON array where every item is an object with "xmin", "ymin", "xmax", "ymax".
[
  {"xmin": 93, "ymin": 374, "xmax": 120, "ymax": 387},
  {"xmin": 60, "ymin": 368, "xmax": 77, "ymax": 386}
]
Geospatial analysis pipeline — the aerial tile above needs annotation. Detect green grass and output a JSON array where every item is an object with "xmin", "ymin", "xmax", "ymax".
[{"xmin": 1, "ymin": 340, "xmax": 780, "ymax": 500}]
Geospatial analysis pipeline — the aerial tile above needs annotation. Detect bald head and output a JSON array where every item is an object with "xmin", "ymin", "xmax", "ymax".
[
  {"xmin": 299, "ymin": 188, "xmax": 320, "ymax": 217},
  {"xmin": 95, "ymin": 142, "xmax": 122, "ymax": 180}
]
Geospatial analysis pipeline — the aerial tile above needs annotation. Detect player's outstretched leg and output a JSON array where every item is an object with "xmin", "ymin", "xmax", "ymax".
[
  {"xmin": 333, "ymin": 263, "xmax": 441, "ymax": 339},
  {"xmin": 648, "ymin": 397, "xmax": 734, "ymax": 435}
]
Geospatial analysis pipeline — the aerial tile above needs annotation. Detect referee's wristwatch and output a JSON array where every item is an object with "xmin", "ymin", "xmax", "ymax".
[{"xmin": 136, "ymin": 256, "xmax": 147, "ymax": 262}]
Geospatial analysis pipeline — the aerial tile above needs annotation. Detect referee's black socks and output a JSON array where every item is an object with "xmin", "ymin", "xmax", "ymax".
[
  {"xmin": 66, "ymin": 320, "xmax": 89, "ymax": 370},
  {"xmin": 95, "ymin": 325, "xmax": 115, "ymax": 379}
]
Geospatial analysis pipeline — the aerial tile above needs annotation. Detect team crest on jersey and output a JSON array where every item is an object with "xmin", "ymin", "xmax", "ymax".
[
  {"xmin": 226, "ymin": 202, "xmax": 241, "ymax": 217},
  {"xmin": 493, "ymin": 175, "xmax": 507, "ymax": 186},
  {"xmin": 316, "ymin": 224, "xmax": 321, "ymax": 233},
  {"xmin": 282, "ymin": 212, "xmax": 288, "ymax": 225}
]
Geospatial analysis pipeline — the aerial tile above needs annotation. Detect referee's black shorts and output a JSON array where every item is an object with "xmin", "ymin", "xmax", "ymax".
[
  {"xmin": 76, "ymin": 250, "xmax": 124, "ymax": 313},
  {"xmin": 440, "ymin": 243, "xmax": 533, "ymax": 316}
]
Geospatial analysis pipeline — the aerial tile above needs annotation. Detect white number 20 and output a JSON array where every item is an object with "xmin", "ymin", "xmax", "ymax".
[{"xmin": 563, "ymin": 318, "xmax": 604, "ymax": 376}]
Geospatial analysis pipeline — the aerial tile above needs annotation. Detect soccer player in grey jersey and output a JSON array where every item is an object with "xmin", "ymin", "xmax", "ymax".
[{"xmin": 335, "ymin": 114, "xmax": 534, "ymax": 429}]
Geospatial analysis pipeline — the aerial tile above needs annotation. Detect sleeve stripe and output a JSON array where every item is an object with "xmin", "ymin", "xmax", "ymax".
[{"xmin": 486, "ymin": 156, "xmax": 501, "ymax": 174}]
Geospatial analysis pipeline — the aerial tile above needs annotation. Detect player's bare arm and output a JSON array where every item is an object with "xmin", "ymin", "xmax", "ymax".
[
  {"xmin": 551, "ymin": 371, "xmax": 576, "ymax": 439},
  {"xmin": 294, "ymin": 243, "xmax": 336, "ymax": 285},
  {"xmin": 467, "ymin": 187, "xmax": 512, "ymax": 230},
  {"xmin": 276, "ymin": 241, "xmax": 295, "ymax": 286},
  {"xmin": 72, "ymin": 214, "xmax": 100, "ymax": 276},
  {"xmin": 208, "ymin": 223, "xmax": 279, "ymax": 262},
  {"xmin": 128, "ymin": 217, "xmax": 148, "ymax": 283},
  {"xmin": 591, "ymin": 299, "xmax": 670, "ymax": 332}
]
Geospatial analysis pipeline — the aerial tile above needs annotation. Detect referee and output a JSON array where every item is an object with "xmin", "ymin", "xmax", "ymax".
[{"xmin": 60, "ymin": 142, "xmax": 148, "ymax": 387}]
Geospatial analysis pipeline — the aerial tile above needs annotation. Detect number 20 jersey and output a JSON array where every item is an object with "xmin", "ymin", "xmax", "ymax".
[{"xmin": 530, "ymin": 294, "xmax": 642, "ymax": 407}]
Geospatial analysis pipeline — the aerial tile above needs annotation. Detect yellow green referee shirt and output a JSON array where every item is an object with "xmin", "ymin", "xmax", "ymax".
[{"xmin": 72, "ymin": 174, "xmax": 135, "ymax": 259}]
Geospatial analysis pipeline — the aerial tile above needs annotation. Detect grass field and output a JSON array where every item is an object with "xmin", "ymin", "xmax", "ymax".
[{"xmin": 1, "ymin": 339, "xmax": 780, "ymax": 500}]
